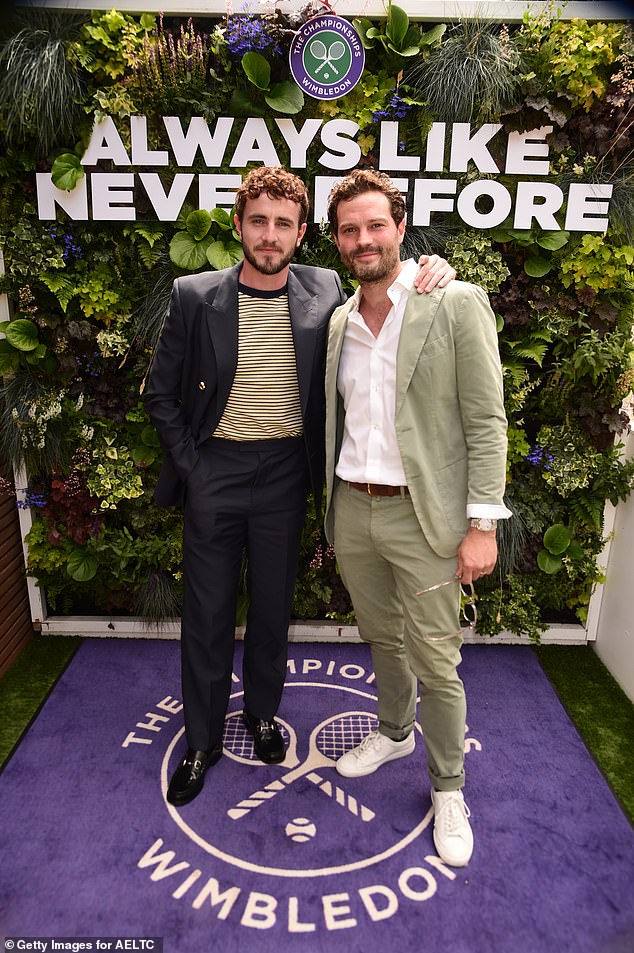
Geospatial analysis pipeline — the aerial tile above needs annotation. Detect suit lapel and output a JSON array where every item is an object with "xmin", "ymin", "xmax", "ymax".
[
  {"xmin": 204, "ymin": 263, "xmax": 240, "ymax": 415},
  {"xmin": 395, "ymin": 287, "xmax": 445, "ymax": 414},
  {"xmin": 325, "ymin": 301, "xmax": 353, "ymax": 497},
  {"xmin": 288, "ymin": 268, "xmax": 318, "ymax": 414}
]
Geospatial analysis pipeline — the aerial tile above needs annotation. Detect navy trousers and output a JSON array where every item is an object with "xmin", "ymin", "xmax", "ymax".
[{"xmin": 181, "ymin": 436, "xmax": 308, "ymax": 751}]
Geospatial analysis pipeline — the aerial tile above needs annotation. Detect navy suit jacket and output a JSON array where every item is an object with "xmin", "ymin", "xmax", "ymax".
[{"xmin": 144, "ymin": 261, "xmax": 346, "ymax": 509}]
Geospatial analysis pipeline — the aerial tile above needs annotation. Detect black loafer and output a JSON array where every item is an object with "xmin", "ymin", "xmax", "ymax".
[
  {"xmin": 243, "ymin": 711, "xmax": 286, "ymax": 764},
  {"xmin": 167, "ymin": 745, "xmax": 222, "ymax": 806}
]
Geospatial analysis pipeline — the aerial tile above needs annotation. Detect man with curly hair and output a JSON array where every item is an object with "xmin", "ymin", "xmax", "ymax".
[{"xmin": 145, "ymin": 166, "xmax": 456, "ymax": 806}]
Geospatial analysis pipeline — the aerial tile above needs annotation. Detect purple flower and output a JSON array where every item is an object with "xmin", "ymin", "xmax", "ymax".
[
  {"xmin": 526, "ymin": 445, "xmax": 554, "ymax": 470},
  {"xmin": 225, "ymin": 15, "xmax": 281, "ymax": 58},
  {"xmin": 372, "ymin": 90, "xmax": 412, "ymax": 123},
  {"xmin": 17, "ymin": 492, "xmax": 48, "ymax": 509}
]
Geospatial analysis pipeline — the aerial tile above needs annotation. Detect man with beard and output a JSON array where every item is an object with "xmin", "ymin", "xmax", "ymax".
[
  {"xmin": 323, "ymin": 169, "xmax": 510, "ymax": 866},
  {"xmin": 144, "ymin": 167, "xmax": 456, "ymax": 806}
]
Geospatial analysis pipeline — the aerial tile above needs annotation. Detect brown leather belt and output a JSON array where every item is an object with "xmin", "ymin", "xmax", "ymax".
[{"xmin": 348, "ymin": 482, "xmax": 409, "ymax": 497}]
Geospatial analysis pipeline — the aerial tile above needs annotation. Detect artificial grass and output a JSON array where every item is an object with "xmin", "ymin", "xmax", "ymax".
[
  {"xmin": 534, "ymin": 645, "xmax": 634, "ymax": 824},
  {"xmin": 0, "ymin": 633, "xmax": 82, "ymax": 768}
]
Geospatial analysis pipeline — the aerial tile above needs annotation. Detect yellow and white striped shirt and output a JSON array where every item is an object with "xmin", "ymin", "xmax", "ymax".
[{"xmin": 214, "ymin": 286, "xmax": 303, "ymax": 440}]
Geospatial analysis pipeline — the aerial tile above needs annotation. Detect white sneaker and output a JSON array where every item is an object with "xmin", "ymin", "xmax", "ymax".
[
  {"xmin": 336, "ymin": 730, "xmax": 415, "ymax": 778},
  {"xmin": 431, "ymin": 789, "xmax": 474, "ymax": 867}
]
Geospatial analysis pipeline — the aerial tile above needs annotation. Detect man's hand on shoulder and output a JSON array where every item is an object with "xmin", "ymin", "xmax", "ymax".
[{"xmin": 414, "ymin": 255, "xmax": 456, "ymax": 294}]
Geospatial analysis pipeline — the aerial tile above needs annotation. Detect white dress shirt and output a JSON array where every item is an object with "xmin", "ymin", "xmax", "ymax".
[{"xmin": 335, "ymin": 259, "xmax": 511, "ymax": 520}]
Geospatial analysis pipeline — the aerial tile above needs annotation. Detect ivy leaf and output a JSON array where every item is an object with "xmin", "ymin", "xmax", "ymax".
[
  {"xmin": 265, "ymin": 82, "xmax": 304, "ymax": 115},
  {"xmin": 51, "ymin": 153, "xmax": 85, "ymax": 192},
  {"xmin": 169, "ymin": 232, "xmax": 211, "ymax": 271},
  {"xmin": 206, "ymin": 240, "xmax": 244, "ymax": 271},
  {"xmin": 5, "ymin": 318, "xmax": 39, "ymax": 352},
  {"xmin": 67, "ymin": 548, "xmax": 98, "ymax": 582},
  {"xmin": 242, "ymin": 51, "xmax": 271, "ymax": 91},
  {"xmin": 537, "ymin": 549, "xmax": 563, "ymax": 574},
  {"xmin": 537, "ymin": 231, "xmax": 570, "ymax": 250},
  {"xmin": 543, "ymin": 523, "xmax": 572, "ymax": 555},
  {"xmin": 524, "ymin": 256, "xmax": 552, "ymax": 277},
  {"xmin": 186, "ymin": 209, "xmax": 212, "ymax": 241}
]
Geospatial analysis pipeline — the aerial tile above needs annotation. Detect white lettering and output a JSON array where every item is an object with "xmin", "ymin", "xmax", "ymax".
[
  {"xmin": 36, "ymin": 173, "xmax": 88, "ymax": 220},
  {"xmin": 198, "ymin": 174, "xmax": 241, "ymax": 213},
  {"xmin": 91, "ymin": 173, "xmax": 136, "ymax": 221},
  {"xmin": 131, "ymin": 115, "xmax": 169, "ymax": 166},
  {"xmin": 192, "ymin": 877, "xmax": 241, "ymax": 918},
  {"xmin": 398, "ymin": 866, "xmax": 437, "ymax": 901},
  {"xmin": 319, "ymin": 119, "xmax": 361, "ymax": 171},
  {"xmin": 135, "ymin": 711, "xmax": 170, "ymax": 732},
  {"xmin": 358, "ymin": 885, "xmax": 399, "ymax": 921},
  {"xmin": 82, "ymin": 117, "xmax": 131, "ymax": 166},
  {"xmin": 230, "ymin": 118, "xmax": 281, "ymax": 167},
  {"xmin": 322, "ymin": 892, "xmax": 357, "ymax": 930},
  {"xmin": 514, "ymin": 182, "xmax": 563, "ymax": 230},
  {"xmin": 140, "ymin": 172, "xmax": 193, "ymax": 221},
  {"xmin": 241, "ymin": 891, "xmax": 277, "ymax": 929},
  {"xmin": 275, "ymin": 118, "xmax": 322, "ymax": 169},
  {"xmin": 137, "ymin": 838, "xmax": 190, "ymax": 880},
  {"xmin": 379, "ymin": 121, "xmax": 420, "ymax": 172},
  {"xmin": 412, "ymin": 179, "xmax": 457, "ymax": 226},
  {"xmin": 564, "ymin": 183, "xmax": 612, "ymax": 232},
  {"xmin": 156, "ymin": 695, "xmax": 183, "ymax": 715},
  {"xmin": 457, "ymin": 180, "xmax": 512, "ymax": 229},
  {"xmin": 163, "ymin": 116, "xmax": 234, "ymax": 167},
  {"xmin": 505, "ymin": 126, "xmax": 552, "ymax": 175},
  {"xmin": 288, "ymin": 896, "xmax": 317, "ymax": 932},
  {"xmin": 425, "ymin": 123, "xmax": 446, "ymax": 172},
  {"xmin": 449, "ymin": 123, "xmax": 501, "ymax": 173}
]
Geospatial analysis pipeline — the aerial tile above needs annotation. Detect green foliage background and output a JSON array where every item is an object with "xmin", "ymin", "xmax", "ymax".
[{"xmin": 0, "ymin": 5, "xmax": 633, "ymax": 639}]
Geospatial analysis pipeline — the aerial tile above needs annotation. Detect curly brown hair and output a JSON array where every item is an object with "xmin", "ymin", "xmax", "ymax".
[
  {"xmin": 327, "ymin": 169, "xmax": 406, "ymax": 233},
  {"xmin": 234, "ymin": 166, "xmax": 310, "ymax": 226}
]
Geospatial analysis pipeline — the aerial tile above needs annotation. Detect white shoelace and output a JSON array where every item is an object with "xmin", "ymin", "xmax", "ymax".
[
  {"xmin": 352, "ymin": 730, "xmax": 383, "ymax": 758},
  {"xmin": 435, "ymin": 793, "xmax": 471, "ymax": 834}
]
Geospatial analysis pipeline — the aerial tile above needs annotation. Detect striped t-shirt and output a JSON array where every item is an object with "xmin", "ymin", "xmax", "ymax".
[{"xmin": 214, "ymin": 284, "xmax": 303, "ymax": 440}]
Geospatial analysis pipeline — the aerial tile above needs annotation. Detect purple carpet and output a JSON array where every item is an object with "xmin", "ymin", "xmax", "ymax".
[{"xmin": 1, "ymin": 640, "xmax": 632, "ymax": 953}]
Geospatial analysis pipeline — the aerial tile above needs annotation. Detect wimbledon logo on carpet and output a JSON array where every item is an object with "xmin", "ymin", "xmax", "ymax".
[{"xmin": 122, "ymin": 651, "xmax": 482, "ymax": 934}]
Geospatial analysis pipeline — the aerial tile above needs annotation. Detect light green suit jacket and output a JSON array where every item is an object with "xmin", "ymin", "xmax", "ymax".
[{"xmin": 324, "ymin": 280, "xmax": 508, "ymax": 559}]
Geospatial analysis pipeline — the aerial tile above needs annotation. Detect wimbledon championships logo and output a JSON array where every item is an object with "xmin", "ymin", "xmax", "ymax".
[{"xmin": 289, "ymin": 15, "xmax": 365, "ymax": 101}]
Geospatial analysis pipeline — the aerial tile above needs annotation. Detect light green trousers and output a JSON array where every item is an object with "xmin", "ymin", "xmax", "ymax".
[{"xmin": 333, "ymin": 481, "xmax": 467, "ymax": 791}]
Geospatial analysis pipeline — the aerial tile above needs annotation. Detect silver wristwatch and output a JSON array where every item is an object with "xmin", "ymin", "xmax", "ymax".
[{"xmin": 468, "ymin": 517, "xmax": 498, "ymax": 532}]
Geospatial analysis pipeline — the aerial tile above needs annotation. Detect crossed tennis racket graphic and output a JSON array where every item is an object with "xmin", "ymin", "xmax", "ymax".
[
  {"xmin": 223, "ymin": 709, "xmax": 379, "ymax": 823},
  {"xmin": 310, "ymin": 39, "xmax": 346, "ymax": 75}
]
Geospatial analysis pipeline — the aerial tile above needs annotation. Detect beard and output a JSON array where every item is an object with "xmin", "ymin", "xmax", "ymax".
[
  {"xmin": 241, "ymin": 241, "xmax": 296, "ymax": 276},
  {"xmin": 339, "ymin": 243, "xmax": 401, "ymax": 284}
]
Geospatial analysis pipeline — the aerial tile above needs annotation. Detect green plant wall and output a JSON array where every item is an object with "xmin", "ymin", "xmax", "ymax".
[{"xmin": 0, "ymin": 5, "xmax": 633, "ymax": 640}]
